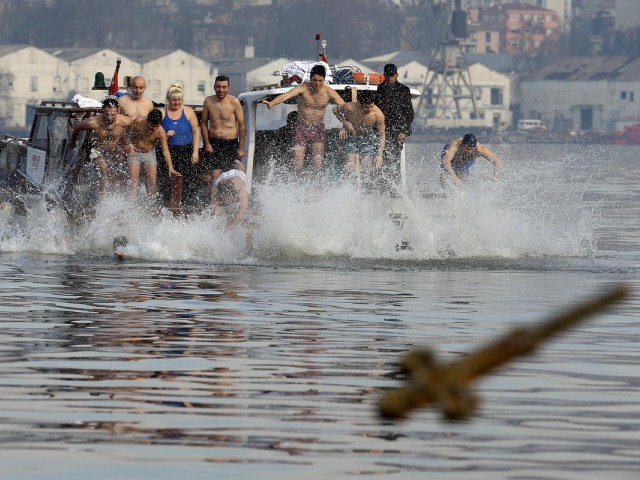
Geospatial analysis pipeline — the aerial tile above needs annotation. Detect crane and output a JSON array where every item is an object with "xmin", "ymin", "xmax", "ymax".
[{"xmin": 416, "ymin": 0, "xmax": 479, "ymax": 128}]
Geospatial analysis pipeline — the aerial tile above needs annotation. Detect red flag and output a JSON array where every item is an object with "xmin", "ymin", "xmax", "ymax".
[{"xmin": 109, "ymin": 59, "xmax": 121, "ymax": 96}]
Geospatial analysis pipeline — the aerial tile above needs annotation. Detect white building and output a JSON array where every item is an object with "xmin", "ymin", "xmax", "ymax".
[
  {"xmin": 46, "ymin": 48, "xmax": 141, "ymax": 102},
  {"xmin": 120, "ymin": 49, "xmax": 213, "ymax": 105},
  {"xmin": 468, "ymin": 62, "xmax": 512, "ymax": 129},
  {"xmin": 214, "ymin": 57, "xmax": 290, "ymax": 96},
  {"xmin": 364, "ymin": 50, "xmax": 511, "ymax": 129},
  {"xmin": 520, "ymin": 56, "xmax": 640, "ymax": 132},
  {"xmin": 0, "ymin": 44, "xmax": 68, "ymax": 128}
]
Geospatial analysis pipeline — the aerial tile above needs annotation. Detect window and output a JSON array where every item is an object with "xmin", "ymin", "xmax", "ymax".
[
  {"xmin": 152, "ymin": 79, "xmax": 161, "ymax": 97},
  {"xmin": 31, "ymin": 114, "xmax": 49, "ymax": 148},
  {"xmin": 490, "ymin": 88, "xmax": 503, "ymax": 106},
  {"xmin": 510, "ymin": 14, "xmax": 520, "ymax": 21},
  {"xmin": 30, "ymin": 76, "xmax": 38, "ymax": 92},
  {"xmin": 621, "ymin": 91, "xmax": 627, "ymax": 100},
  {"xmin": 197, "ymin": 81, "xmax": 205, "ymax": 94},
  {"xmin": 631, "ymin": 92, "xmax": 635, "ymax": 102},
  {"xmin": 485, "ymin": 32, "xmax": 491, "ymax": 42}
]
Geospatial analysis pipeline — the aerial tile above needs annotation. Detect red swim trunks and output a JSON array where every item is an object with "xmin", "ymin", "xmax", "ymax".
[{"xmin": 293, "ymin": 121, "xmax": 325, "ymax": 146}]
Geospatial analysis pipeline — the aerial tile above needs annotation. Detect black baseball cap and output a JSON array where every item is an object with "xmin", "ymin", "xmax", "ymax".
[{"xmin": 383, "ymin": 63, "xmax": 398, "ymax": 76}]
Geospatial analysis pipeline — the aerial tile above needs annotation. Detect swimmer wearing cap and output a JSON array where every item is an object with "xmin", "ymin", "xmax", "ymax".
[{"xmin": 440, "ymin": 133, "xmax": 503, "ymax": 186}]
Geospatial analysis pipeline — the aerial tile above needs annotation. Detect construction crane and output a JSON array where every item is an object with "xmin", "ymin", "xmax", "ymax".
[{"xmin": 416, "ymin": 0, "xmax": 479, "ymax": 128}]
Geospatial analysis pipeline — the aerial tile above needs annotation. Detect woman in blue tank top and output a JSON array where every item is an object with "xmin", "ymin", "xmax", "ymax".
[{"xmin": 160, "ymin": 84, "xmax": 201, "ymax": 209}]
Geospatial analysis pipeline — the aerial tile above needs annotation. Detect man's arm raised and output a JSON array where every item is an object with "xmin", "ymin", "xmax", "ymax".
[{"xmin": 260, "ymin": 85, "xmax": 304, "ymax": 109}]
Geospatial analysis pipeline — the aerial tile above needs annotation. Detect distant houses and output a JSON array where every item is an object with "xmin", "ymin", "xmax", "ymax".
[
  {"xmin": 520, "ymin": 56, "xmax": 640, "ymax": 132},
  {"xmin": 1, "ymin": 43, "xmax": 639, "ymax": 133}
]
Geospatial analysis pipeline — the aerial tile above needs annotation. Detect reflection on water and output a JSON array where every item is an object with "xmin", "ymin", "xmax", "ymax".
[
  {"xmin": 1, "ymin": 258, "xmax": 639, "ymax": 479},
  {"xmin": 1, "ymin": 144, "xmax": 639, "ymax": 478}
]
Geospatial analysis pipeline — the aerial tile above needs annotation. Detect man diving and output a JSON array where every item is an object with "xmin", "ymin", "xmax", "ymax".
[{"xmin": 440, "ymin": 133, "xmax": 503, "ymax": 186}]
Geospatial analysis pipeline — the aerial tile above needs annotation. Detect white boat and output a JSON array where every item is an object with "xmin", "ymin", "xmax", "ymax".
[{"xmin": 237, "ymin": 61, "xmax": 420, "ymax": 192}]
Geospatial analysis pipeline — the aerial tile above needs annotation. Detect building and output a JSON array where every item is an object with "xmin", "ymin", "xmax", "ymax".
[
  {"xmin": 362, "ymin": 51, "xmax": 431, "ymax": 94},
  {"xmin": 501, "ymin": 1, "xmax": 573, "ymax": 32},
  {"xmin": 213, "ymin": 56, "xmax": 289, "ymax": 96},
  {"xmin": 479, "ymin": 2, "xmax": 560, "ymax": 54},
  {"xmin": 46, "ymin": 48, "xmax": 141, "ymax": 102},
  {"xmin": 615, "ymin": 0, "xmax": 640, "ymax": 30},
  {"xmin": 467, "ymin": 52, "xmax": 535, "ymax": 125},
  {"xmin": 520, "ymin": 56, "xmax": 640, "ymax": 132},
  {"xmin": 0, "ymin": 44, "xmax": 67, "ymax": 128},
  {"xmin": 119, "ymin": 49, "xmax": 213, "ymax": 105}
]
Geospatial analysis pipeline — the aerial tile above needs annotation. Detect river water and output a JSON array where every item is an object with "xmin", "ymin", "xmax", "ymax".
[{"xmin": 0, "ymin": 143, "xmax": 639, "ymax": 479}]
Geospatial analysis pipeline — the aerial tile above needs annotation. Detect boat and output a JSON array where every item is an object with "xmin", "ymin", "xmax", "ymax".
[
  {"xmin": 238, "ymin": 60, "xmax": 421, "ymax": 193},
  {"xmin": 1, "ymin": 47, "xmax": 421, "ymax": 230}
]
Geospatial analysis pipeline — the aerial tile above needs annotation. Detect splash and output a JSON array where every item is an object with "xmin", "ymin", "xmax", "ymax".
[{"xmin": 0, "ymin": 163, "xmax": 595, "ymax": 264}]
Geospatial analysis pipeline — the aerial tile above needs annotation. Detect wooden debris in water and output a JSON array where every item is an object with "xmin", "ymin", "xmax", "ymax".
[{"xmin": 379, "ymin": 285, "xmax": 629, "ymax": 421}]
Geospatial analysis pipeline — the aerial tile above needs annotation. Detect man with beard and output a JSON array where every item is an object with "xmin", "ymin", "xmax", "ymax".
[
  {"xmin": 68, "ymin": 97, "xmax": 132, "ymax": 193},
  {"xmin": 201, "ymin": 75, "xmax": 246, "ymax": 209}
]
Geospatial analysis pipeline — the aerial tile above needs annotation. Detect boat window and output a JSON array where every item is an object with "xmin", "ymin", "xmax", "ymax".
[{"xmin": 30, "ymin": 114, "xmax": 49, "ymax": 148}]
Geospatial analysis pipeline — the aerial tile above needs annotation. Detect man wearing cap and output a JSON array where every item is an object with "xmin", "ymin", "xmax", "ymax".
[
  {"xmin": 68, "ymin": 97, "xmax": 133, "ymax": 193},
  {"xmin": 375, "ymin": 63, "xmax": 414, "ymax": 195},
  {"xmin": 440, "ymin": 133, "xmax": 503, "ymax": 186}
]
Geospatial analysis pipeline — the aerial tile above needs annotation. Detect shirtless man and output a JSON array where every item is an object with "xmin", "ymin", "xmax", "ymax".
[
  {"xmin": 440, "ymin": 133, "xmax": 503, "ymax": 186},
  {"xmin": 201, "ymin": 75, "xmax": 246, "ymax": 187},
  {"xmin": 261, "ymin": 64, "xmax": 345, "ymax": 173},
  {"xmin": 118, "ymin": 76, "xmax": 154, "ymax": 119},
  {"xmin": 333, "ymin": 90, "xmax": 385, "ymax": 186},
  {"xmin": 212, "ymin": 169, "xmax": 249, "ymax": 230},
  {"xmin": 68, "ymin": 97, "xmax": 132, "ymax": 193},
  {"xmin": 127, "ymin": 109, "xmax": 180, "ymax": 202}
]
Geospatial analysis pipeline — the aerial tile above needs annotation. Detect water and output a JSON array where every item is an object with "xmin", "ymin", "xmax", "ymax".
[{"xmin": 0, "ymin": 143, "xmax": 639, "ymax": 479}]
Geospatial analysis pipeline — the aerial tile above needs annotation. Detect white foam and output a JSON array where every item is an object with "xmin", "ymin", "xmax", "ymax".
[{"xmin": 0, "ymin": 154, "xmax": 596, "ymax": 263}]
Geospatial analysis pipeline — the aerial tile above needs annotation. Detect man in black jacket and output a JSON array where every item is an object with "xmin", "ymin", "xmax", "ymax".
[{"xmin": 375, "ymin": 63, "xmax": 414, "ymax": 196}]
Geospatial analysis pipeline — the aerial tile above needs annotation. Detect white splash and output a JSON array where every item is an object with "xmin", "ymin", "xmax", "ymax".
[{"xmin": 0, "ymin": 156, "xmax": 595, "ymax": 263}]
